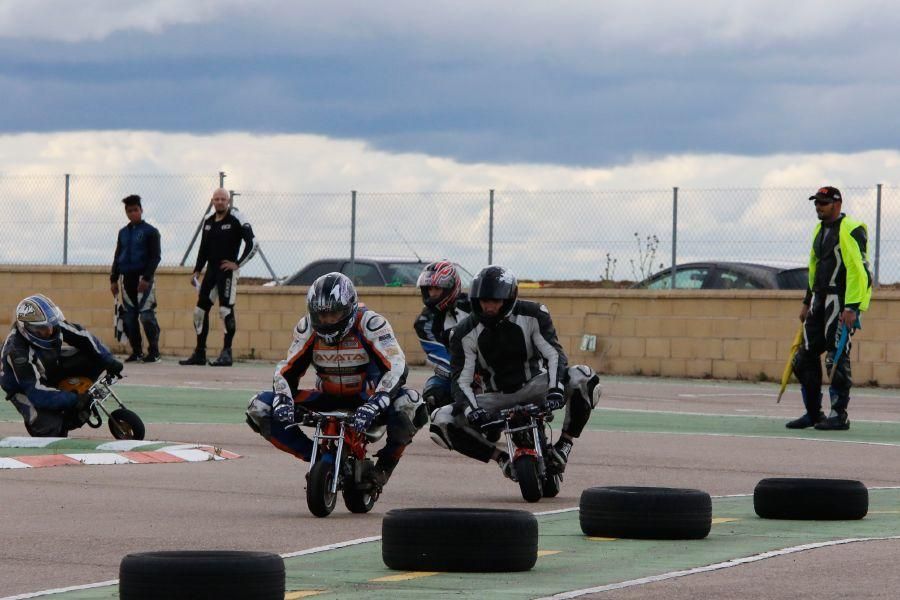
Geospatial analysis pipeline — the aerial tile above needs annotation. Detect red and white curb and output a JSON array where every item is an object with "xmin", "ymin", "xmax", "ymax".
[{"xmin": 0, "ymin": 437, "xmax": 240, "ymax": 469}]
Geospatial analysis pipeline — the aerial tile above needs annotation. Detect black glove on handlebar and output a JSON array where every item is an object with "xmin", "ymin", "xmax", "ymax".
[
  {"xmin": 105, "ymin": 358, "xmax": 124, "ymax": 377},
  {"xmin": 74, "ymin": 392, "xmax": 93, "ymax": 424},
  {"xmin": 543, "ymin": 387, "xmax": 566, "ymax": 411},
  {"xmin": 466, "ymin": 407, "xmax": 490, "ymax": 428}
]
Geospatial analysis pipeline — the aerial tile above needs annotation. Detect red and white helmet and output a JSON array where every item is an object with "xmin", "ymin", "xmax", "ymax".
[{"xmin": 416, "ymin": 261, "xmax": 461, "ymax": 311}]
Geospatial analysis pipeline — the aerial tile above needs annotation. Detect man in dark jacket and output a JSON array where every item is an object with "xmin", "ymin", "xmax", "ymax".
[
  {"xmin": 110, "ymin": 195, "xmax": 162, "ymax": 363},
  {"xmin": 180, "ymin": 188, "xmax": 258, "ymax": 367}
]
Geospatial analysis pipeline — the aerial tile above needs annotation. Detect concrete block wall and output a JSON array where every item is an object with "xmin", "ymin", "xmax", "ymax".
[{"xmin": 1, "ymin": 266, "xmax": 898, "ymax": 385}]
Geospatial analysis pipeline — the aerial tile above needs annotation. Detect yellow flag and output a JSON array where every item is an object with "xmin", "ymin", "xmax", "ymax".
[{"xmin": 776, "ymin": 325, "xmax": 804, "ymax": 403}]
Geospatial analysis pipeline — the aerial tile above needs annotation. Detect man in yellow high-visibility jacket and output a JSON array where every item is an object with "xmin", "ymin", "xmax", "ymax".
[{"xmin": 787, "ymin": 186, "xmax": 873, "ymax": 431}]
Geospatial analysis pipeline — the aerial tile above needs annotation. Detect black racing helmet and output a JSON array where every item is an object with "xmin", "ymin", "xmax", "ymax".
[
  {"xmin": 416, "ymin": 260, "xmax": 461, "ymax": 311},
  {"xmin": 469, "ymin": 265, "xmax": 518, "ymax": 327},
  {"xmin": 307, "ymin": 272, "xmax": 359, "ymax": 344}
]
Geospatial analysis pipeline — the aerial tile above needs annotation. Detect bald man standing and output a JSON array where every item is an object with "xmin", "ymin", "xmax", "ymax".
[{"xmin": 180, "ymin": 188, "xmax": 258, "ymax": 367}]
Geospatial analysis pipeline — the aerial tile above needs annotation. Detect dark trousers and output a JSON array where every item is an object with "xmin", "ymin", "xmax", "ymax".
[
  {"xmin": 792, "ymin": 292, "xmax": 852, "ymax": 416},
  {"xmin": 121, "ymin": 273, "xmax": 160, "ymax": 355}
]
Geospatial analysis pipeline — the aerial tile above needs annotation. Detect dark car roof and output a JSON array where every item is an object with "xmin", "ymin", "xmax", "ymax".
[
  {"xmin": 281, "ymin": 257, "xmax": 474, "ymax": 287},
  {"xmin": 634, "ymin": 261, "xmax": 808, "ymax": 290}
]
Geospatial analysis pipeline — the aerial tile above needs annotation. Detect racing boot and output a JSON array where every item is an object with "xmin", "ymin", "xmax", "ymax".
[
  {"xmin": 785, "ymin": 412, "xmax": 825, "ymax": 429},
  {"xmin": 178, "ymin": 349, "xmax": 206, "ymax": 366},
  {"xmin": 208, "ymin": 348, "xmax": 233, "ymax": 367},
  {"xmin": 372, "ymin": 455, "xmax": 399, "ymax": 489},
  {"xmin": 814, "ymin": 411, "xmax": 850, "ymax": 431},
  {"xmin": 496, "ymin": 451, "xmax": 513, "ymax": 480},
  {"xmin": 549, "ymin": 437, "xmax": 574, "ymax": 472}
]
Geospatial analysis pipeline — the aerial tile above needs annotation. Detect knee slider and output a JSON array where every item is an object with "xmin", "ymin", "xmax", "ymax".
[
  {"xmin": 429, "ymin": 423, "xmax": 452, "ymax": 450},
  {"xmin": 245, "ymin": 393, "xmax": 272, "ymax": 438},
  {"xmin": 566, "ymin": 365, "xmax": 600, "ymax": 408},
  {"xmin": 193, "ymin": 307, "xmax": 206, "ymax": 335},
  {"xmin": 387, "ymin": 389, "xmax": 425, "ymax": 445}
]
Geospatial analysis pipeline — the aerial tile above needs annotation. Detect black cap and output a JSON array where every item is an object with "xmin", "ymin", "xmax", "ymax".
[{"xmin": 809, "ymin": 186, "xmax": 842, "ymax": 203}]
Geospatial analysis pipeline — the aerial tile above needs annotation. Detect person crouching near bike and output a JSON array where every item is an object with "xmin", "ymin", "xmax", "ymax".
[
  {"xmin": 246, "ymin": 273, "xmax": 427, "ymax": 488},
  {"xmin": 430, "ymin": 265, "xmax": 602, "ymax": 480},
  {"xmin": 2, "ymin": 295, "xmax": 124, "ymax": 437},
  {"xmin": 413, "ymin": 260, "xmax": 471, "ymax": 414}
]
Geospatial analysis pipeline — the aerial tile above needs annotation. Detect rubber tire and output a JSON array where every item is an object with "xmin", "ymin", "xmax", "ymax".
[
  {"xmin": 343, "ymin": 487, "xmax": 378, "ymax": 513},
  {"xmin": 119, "ymin": 550, "xmax": 284, "ymax": 599},
  {"xmin": 542, "ymin": 472, "xmax": 562, "ymax": 498},
  {"xmin": 580, "ymin": 486, "xmax": 712, "ymax": 540},
  {"xmin": 306, "ymin": 460, "xmax": 337, "ymax": 517},
  {"xmin": 754, "ymin": 478, "xmax": 868, "ymax": 520},
  {"xmin": 514, "ymin": 455, "xmax": 543, "ymax": 503},
  {"xmin": 383, "ymin": 508, "xmax": 538, "ymax": 572},
  {"xmin": 109, "ymin": 408, "xmax": 145, "ymax": 440}
]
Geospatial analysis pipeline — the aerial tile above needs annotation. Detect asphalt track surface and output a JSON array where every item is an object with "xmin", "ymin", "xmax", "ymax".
[{"xmin": 2, "ymin": 361, "xmax": 900, "ymax": 599}]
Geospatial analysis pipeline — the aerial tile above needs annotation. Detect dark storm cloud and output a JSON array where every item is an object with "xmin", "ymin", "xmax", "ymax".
[{"xmin": 2, "ymin": 1, "xmax": 899, "ymax": 166}]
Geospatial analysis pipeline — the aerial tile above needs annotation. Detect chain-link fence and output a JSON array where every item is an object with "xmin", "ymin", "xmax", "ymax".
[{"xmin": 1, "ymin": 174, "xmax": 897, "ymax": 284}]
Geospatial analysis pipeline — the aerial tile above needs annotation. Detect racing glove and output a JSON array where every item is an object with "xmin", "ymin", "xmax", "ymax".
[
  {"xmin": 351, "ymin": 403, "xmax": 381, "ymax": 432},
  {"xmin": 466, "ymin": 406, "xmax": 490, "ymax": 428},
  {"xmin": 543, "ymin": 387, "xmax": 566, "ymax": 411},
  {"xmin": 271, "ymin": 393, "xmax": 295, "ymax": 424},
  {"xmin": 352, "ymin": 392, "xmax": 390, "ymax": 432},
  {"xmin": 105, "ymin": 358, "xmax": 124, "ymax": 377},
  {"xmin": 74, "ymin": 392, "xmax": 93, "ymax": 424}
]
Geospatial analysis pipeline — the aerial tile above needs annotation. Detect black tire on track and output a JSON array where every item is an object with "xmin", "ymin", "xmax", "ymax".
[
  {"xmin": 343, "ymin": 487, "xmax": 378, "ymax": 513},
  {"xmin": 754, "ymin": 478, "xmax": 868, "ymax": 520},
  {"xmin": 382, "ymin": 508, "xmax": 538, "ymax": 572},
  {"xmin": 306, "ymin": 460, "xmax": 338, "ymax": 517},
  {"xmin": 579, "ymin": 486, "xmax": 712, "ymax": 540},
  {"xmin": 119, "ymin": 550, "xmax": 284, "ymax": 599},
  {"xmin": 542, "ymin": 472, "xmax": 562, "ymax": 498},
  {"xmin": 109, "ymin": 408, "xmax": 145, "ymax": 440},
  {"xmin": 514, "ymin": 455, "xmax": 543, "ymax": 503}
]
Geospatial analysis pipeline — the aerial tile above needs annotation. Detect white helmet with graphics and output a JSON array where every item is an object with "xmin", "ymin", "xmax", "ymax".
[{"xmin": 15, "ymin": 294, "xmax": 64, "ymax": 350}]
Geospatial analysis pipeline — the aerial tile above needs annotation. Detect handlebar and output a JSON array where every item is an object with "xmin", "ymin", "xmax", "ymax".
[
  {"xmin": 291, "ymin": 407, "xmax": 354, "ymax": 427},
  {"xmin": 479, "ymin": 402, "xmax": 553, "ymax": 432}
]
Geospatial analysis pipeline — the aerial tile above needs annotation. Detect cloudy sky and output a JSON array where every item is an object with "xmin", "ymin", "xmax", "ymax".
[{"xmin": 1, "ymin": 1, "xmax": 899, "ymax": 279}]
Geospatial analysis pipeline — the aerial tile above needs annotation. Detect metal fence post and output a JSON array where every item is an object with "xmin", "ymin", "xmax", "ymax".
[
  {"xmin": 875, "ymin": 183, "xmax": 882, "ymax": 287},
  {"xmin": 488, "ymin": 189, "xmax": 495, "ymax": 264},
  {"xmin": 230, "ymin": 190, "xmax": 278, "ymax": 281},
  {"xmin": 349, "ymin": 190, "xmax": 357, "ymax": 280},
  {"xmin": 179, "ymin": 172, "xmax": 220, "ymax": 266},
  {"xmin": 670, "ymin": 186, "xmax": 678, "ymax": 288},
  {"xmin": 63, "ymin": 174, "xmax": 70, "ymax": 265}
]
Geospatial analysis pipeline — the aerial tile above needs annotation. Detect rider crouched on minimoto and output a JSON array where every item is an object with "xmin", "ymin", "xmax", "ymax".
[
  {"xmin": 431, "ymin": 265, "xmax": 601, "ymax": 479},
  {"xmin": 413, "ymin": 260, "xmax": 471, "ymax": 414},
  {"xmin": 246, "ymin": 273, "xmax": 427, "ymax": 489},
  {"xmin": 2, "ymin": 294, "xmax": 124, "ymax": 437}
]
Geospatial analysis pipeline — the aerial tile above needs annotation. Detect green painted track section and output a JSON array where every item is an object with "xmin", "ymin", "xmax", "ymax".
[
  {"xmin": 585, "ymin": 408, "xmax": 900, "ymax": 445},
  {"xmin": 0, "ymin": 439, "xmax": 174, "ymax": 456},
  {"xmin": 34, "ymin": 489, "xmax": 900, "ymax": 599},
  {"xmin": 4, "ymin": 382, "xmax": 900, "ymax": 455},
  {"xmin": 0, "ymin": 384, "xmax": 253, "ymax": 425}
]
